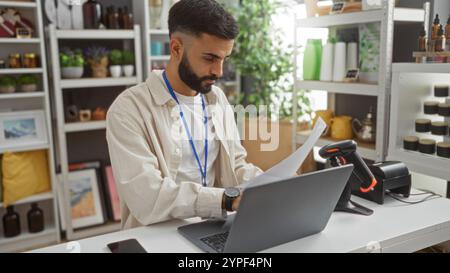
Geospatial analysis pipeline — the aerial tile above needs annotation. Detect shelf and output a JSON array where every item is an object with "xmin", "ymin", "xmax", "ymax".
[
  {"xmin": 0, "ymin": 142, "xmax": 49, "ymax": 155},
  {"xmin": 71, "ymin": 222, "xmax": 121, "ymax": 241},
  {"xmin": 60, "ymin": 77, "xmax": 138, "ymax": 89},
  {"xmin": 150, "ymin": 55, "xmax": 170, "ymax": 61},
  {"xmin": 0, "ymin": 38, "xmax": 40, "ymax": 44},
  {"xmin": 0, "ymin": 92, "xmax": 44, "ymax": 99},
  {"xmin": 392, "ymin": 63, "xmax": 450, "ymax": 74},
  {"xmin": 0, "ymin": 1, "xmax": 37, "ymax": 8},
  {"xmin": 149, "ymin": 29, "xmax": 169, "ymax": 35},
  {"xmin": 64, "ymin": 120, "xmax": 106, "ymax": 133},
  {"xmin": 296, "ymin": 8, "xmax": 425, "ymax": 28},
  {"xmin": 296, "ymin": 80, "xmax": 379, "ymax": 96},
  {"xmin": 0, "ymin": 68, "xmax": 43, "ymax": 74},
  {"xmin": 296, "ymin": 130, "xmax": 377, "ymax": 161},
  {"xmin": 55, "ymin": 29, "xmax": 135, "ymax": 40},
  {"xmin": 0, "ymin": 226, "xmax": 57, "ymax": 252},
  {"xmin": 388, "ymin": 149, "xmax": 450, "ymax": 181},
  {"xmin": 0, "ymin": 192, "xmax": 53, "ymax": 209}
]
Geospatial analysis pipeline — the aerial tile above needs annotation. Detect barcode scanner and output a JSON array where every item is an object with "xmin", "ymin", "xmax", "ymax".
[{"xmin": 319, "ymin": 140, "xmax": 377, "ymax": 216}]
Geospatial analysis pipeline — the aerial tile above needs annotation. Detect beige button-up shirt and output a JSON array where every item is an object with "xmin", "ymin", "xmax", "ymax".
[{"xmin": 106, "ymin": 70, "xmax": 263, "ymax": 229}]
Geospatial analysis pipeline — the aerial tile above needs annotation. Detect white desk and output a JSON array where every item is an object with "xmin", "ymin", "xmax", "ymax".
[{"xmin": 32, "ymin": 191, "xmax": 450, "ymax": 253}]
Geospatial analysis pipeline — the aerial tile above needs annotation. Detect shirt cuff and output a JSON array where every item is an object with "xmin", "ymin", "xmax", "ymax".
[{"xmin": 196, "ymin": 187, "xmax": 226, "ymax": 219}]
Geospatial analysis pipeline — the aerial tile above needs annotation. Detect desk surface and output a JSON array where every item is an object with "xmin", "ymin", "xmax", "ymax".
[{"xmin": 33, "ymin": 190, "xmax": 450, "ymax": 253}]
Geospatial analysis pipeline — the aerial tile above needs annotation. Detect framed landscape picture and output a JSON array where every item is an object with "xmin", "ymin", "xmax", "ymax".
[
  {"xmin": 0, "ymin": 110, "xmax": 48, "ymax": 152},
  {"xmin": 59, "ymin": 169, "xmax": 105, "ymax": 230}
]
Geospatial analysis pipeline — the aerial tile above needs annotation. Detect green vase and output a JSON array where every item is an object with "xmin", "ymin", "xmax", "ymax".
[{"xmin": 303, "ymin": 39, "xmax": 322, "ymax": 81}]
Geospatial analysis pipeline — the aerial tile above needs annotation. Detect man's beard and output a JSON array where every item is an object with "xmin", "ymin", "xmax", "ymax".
[{"xmin": 178, "ymin": 55, "xmax": 218, "ymax": 94}]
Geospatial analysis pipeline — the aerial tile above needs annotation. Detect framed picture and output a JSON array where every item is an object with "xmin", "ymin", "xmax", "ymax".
[
  {"xmin": 105, "ymin": 166, "xmax": 121, "ymax": 221},
  {"xmin": 58, "ymin": 169, "xmax": 105, "ymax": 230},
  {"xmin": 0, "ymin": 110, "xmax": 48, "ymax": 152}
]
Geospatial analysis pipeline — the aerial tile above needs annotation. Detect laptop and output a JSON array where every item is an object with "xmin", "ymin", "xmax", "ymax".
[{"xmin": 178, "ymin": 165, "xmax": 354, "ymax": 253}]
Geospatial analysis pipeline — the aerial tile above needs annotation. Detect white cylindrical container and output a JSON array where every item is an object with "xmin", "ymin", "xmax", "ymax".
[
  {"xmin": 346, "ymin": 42, "xmax": 358, "ymax": 70},
  {"xmin": 333, "ymin": 42, "xmax": 347, "ymax": 82},
  {"xmin": 320, "ymin": 43, "xmax": 334, "ymax": 81}
]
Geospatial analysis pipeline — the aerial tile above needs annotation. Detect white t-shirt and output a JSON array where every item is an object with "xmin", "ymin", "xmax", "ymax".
[{"xmin": 174, "ymin": 92, "xmax": 220, "ymax": 187}]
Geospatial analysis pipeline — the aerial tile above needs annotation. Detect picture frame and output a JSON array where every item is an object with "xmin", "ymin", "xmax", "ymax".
[
  {"xmin": 329, "ymin": 2, "xmax": 345, "ymax": 15},
  {"xmin": 344, "ymin": 69, "xmax": 360, "ymax": 82},
  {"xmin": 105, "ymin": 166, "xmax": 121, "ymax": 221},
  {"xmin": 0, "ymin": 110, "xmax": 48, "ymax": 152},
  {"xmin": 58, "ymin": 169, "xmax": 105, "ymax": 230}
]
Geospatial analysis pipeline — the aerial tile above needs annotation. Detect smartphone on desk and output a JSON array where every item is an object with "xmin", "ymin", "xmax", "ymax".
[{"xmin": 107, "ymin": 239, "xmax": 147, "ymax": 253}]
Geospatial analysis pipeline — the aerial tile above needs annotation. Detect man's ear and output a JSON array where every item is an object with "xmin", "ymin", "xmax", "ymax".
[{"xmin": 170, "ymin": 37, "xmax": 184, "ymax": 61}]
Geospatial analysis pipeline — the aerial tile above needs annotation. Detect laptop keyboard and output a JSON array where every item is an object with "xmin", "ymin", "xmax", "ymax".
[{"xmin": 200, "ymin": 231, "xmax": 229, "ymax": 252}]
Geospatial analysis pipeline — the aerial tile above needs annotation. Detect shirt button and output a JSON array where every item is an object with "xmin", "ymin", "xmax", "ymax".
[{"xmin": 175, "ymin": 148, "xmax": 181, "ymax": 155}]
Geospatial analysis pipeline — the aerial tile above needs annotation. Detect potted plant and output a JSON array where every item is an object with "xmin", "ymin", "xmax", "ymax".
[
  {"xmin": 85, "ymin": 45, "xmax": 109, "ymax": 78},
  {"xmin": 0, "ymin": 76, "xmax": 16, "ymax": 94},
  {"xmin": 122, "ymin": 50, "xmax": 135, "ymax": 77},
  {"xmin": 109, "ymin": 49, "xmax": 123, "ymax": 78},
  {"xmin": 60, "ymin": 48, "xmax": 85, "ymax": 79},
  {"xmin": 17, "ymin": 75, "xmax": 39, "ymax": 92},
  {"xmin": 228, "ymin": 0, "xmax": 314, "ymax": 172}
]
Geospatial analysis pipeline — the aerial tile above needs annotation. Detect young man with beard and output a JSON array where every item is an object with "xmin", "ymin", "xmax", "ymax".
[{"xmin": 106, "ymin": 0, "xmax": 263, "ymax": 229}]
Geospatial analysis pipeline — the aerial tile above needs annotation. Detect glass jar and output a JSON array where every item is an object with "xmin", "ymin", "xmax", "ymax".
[
  {"xmin": 23, "ymin": 53, "xmax": 38, "ymax": 68},
  {"xmin": 9, "ymin": 53, "xmax": 22, "ymax": 68},
  {"xmin": 0, "ymin": 59, "xmax": 5, "ymax": 69},
  {"xmin": 149, "ymin": 0, "xmax": 162, "ymax": 29}
]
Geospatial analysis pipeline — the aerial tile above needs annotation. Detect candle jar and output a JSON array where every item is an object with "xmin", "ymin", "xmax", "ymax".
[
  {"xmin": 23, "ymin": 53, "xmax": 38, "ymax": 68},
  {"xmin": 9, "ymin": 53, "xmax": 22, "ymax": 68}
]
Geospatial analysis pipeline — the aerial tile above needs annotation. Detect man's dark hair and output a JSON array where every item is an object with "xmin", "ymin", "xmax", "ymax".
[{"xmin": 168, "ymin": 0, "xmax": 239, "ymax": 40}]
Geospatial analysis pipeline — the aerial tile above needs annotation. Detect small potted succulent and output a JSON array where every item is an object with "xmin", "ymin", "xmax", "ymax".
[
  {"xmin": 109, "ymin": 49, "xmax": 123, "ymax": 78},
  {"xmin": 60, "ymin": 48, "xmax": 85, "ymax": 79},
  {"xmin": 17, "ymin": 75, "xmax": 39, "ymax": 92},
  {"xmin": 0, "ymin": 76, "xmax": 16, "ymax": 94},
  {"xmin": 122, "ymin": 50, "xmax": 135, "ymax": 77},
  {"xmin": 85, "ymin": 45, "xmax": 109, "ymax": 78}
]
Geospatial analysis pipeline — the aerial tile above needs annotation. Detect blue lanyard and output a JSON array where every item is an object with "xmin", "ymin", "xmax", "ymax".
[{"xmin": 162, "ymin": 71, "xmax": 208, "ymax": 187}]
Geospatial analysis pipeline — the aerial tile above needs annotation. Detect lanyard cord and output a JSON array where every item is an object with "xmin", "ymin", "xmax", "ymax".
[{"xmin": 162, "ymin": 71, "xmax": 208, "ymax": 187}]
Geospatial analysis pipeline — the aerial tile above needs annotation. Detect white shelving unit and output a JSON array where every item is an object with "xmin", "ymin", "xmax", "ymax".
[
  {"xmin": 388, "ymin": 63, "xmax": 450, "ymax": 197},
  {"xmin": 60, "ymin": 77, "xmax": 138, "ymax": 89},
  {"xmin": 0, "ymin": 0, "xmax": 60, "ymax": 252},
  {"xmin": 293, "ymin": 0, "xmax": 430, "ymax": 162},
  {"xmin": 48, "ymin": 24, "xmax": 143, "ymax": 241},
  {"xmin": 0, "ymin": 68, "xmax": 44, "ymax": 74},
  {"xmin": 0, "ymin": 38, "xmax": 40, "ymax": 43},
  {"xmin": 0, "ymin": 0, "xmax": 37, "ymax": 8},
  {"xmin": 133, "ymin": 0, "xmax": 241, "ymax": 104}
]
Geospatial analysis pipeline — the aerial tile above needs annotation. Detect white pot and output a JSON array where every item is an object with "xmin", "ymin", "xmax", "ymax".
[
  {"xmin": 362, "ymin": 0, "xmax": 399, "ymax": 11},
  {"xmin": 62, "ymin": 67, "xmax": 84, "ymax": 79},
  {"xmin": 19, "ymin": 83, "xmax": 38, "ymax": 92},
  {"xmin": 0, "ymin": 85, "xmax": 15, "ymax": 94},
  {"xmin": 123, "ymin": 65, "xmax": 134, "ymax": 77},
  {"xmin": 109, "ymin": 65, "xmax": 122, "ymax": 78}
]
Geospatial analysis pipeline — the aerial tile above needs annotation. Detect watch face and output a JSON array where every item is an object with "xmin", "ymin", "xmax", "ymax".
[{"xmin": 226, "ymin": 188, "xmax": 240, "ymax": 198}]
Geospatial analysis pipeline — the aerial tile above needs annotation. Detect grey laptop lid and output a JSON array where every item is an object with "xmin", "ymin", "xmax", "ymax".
[
  {"xmin": 179, "ymin": 165, "xmax": 353, "ymax": 253},
  {"xmin": 225, "ymin": 165, "xmax": 353, "ymax": 252}
]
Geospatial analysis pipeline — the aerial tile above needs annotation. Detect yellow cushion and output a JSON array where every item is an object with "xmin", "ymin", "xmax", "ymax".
[{"xmin": 2, "ymin": 150, "xmax": 51, "ymax": 207}]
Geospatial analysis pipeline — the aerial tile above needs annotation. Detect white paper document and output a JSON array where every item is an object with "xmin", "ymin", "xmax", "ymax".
[{"xmin": 240, "ymin": 117, "xmax": 327, "ymax": 189}]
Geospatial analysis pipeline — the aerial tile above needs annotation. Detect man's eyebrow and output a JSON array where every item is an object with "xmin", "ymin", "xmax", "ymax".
[{"xmin": 202, "ymin": 53, "xmax": 231, "ymax": 59}]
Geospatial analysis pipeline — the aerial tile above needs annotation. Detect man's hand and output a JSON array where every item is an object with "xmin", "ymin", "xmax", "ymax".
[{"xmin": 231, "ymin": 193, "xmax": 242, "ymax": 211}]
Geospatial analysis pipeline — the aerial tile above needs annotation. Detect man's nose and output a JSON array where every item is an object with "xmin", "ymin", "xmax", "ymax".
[{"xmin": 210, "ymin": 61, "xmax": 223, "ymax": 79}]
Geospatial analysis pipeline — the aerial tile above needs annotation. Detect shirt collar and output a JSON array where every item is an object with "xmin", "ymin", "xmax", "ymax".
[{"xmin": 146, "ymin": 70, "xmax": 218, "ymax": 106}]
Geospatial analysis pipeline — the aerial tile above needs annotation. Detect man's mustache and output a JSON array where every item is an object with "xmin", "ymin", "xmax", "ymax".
[{"xmin": 200, "ymin": 75, "xmax": 219, "ymax": 81}]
